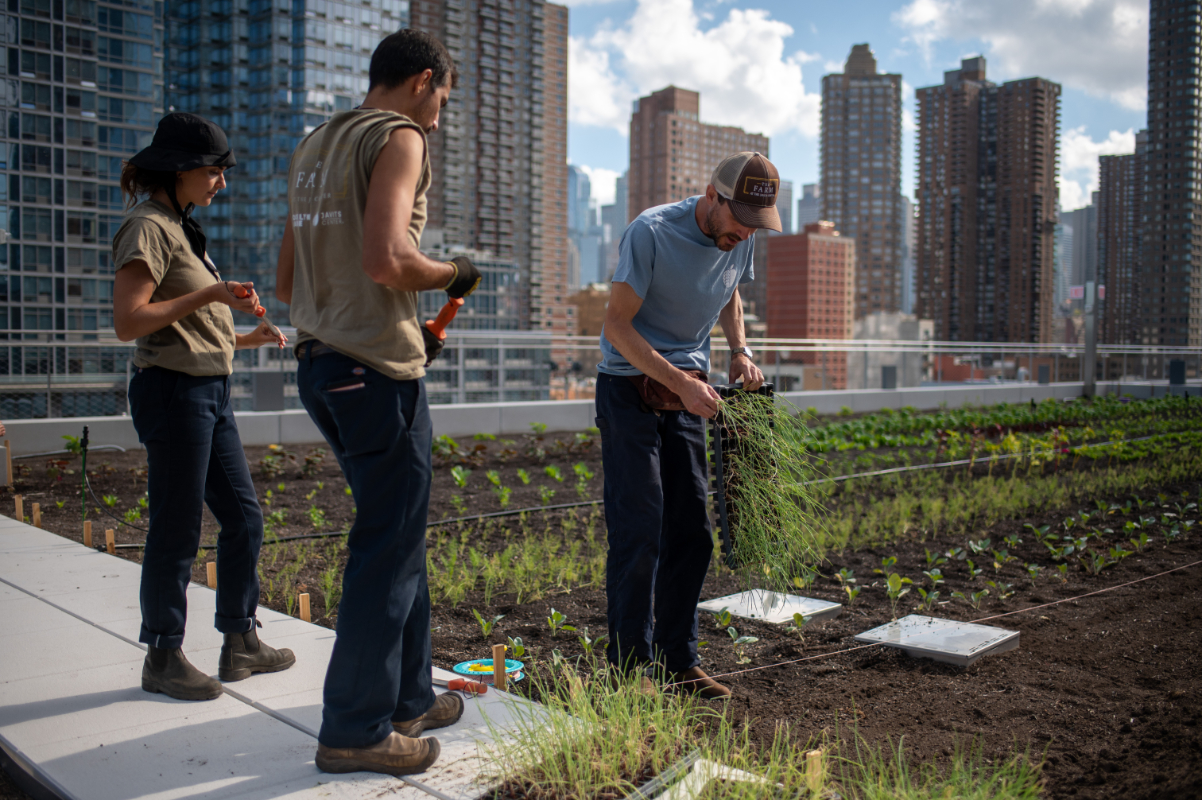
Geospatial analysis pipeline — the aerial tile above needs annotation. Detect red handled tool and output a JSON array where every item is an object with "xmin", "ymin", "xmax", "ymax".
[
  {"xmin": 432, "ymin": 674, "xmax": 488, "ymax": 696},
  {"xmin": 422, "ymin": 296, "xmax": 464, "ymax": 366},
  {"xmin": 229, "ymin": 282, "xmax": 282, "ymax": 340}
]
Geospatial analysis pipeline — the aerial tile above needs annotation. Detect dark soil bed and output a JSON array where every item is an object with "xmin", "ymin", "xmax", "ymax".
[{"xmin": 4, "ymin": 432, "xmax": 1201, "ymax": 800}]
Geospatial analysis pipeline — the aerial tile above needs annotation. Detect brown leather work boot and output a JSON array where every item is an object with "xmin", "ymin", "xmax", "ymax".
[
  {"xmin": 607, "ymin": 668, "xmax": 658, "ymax": 697},
  {"xmin": 315, "ymin": 732, "xmax": 440, "ymax": 776},
  {"xmin": 668, "ymin": 666, "xmax": 731, "ymax": 699},
  {"xmin": 218, "ymin": 625, "xmax": 296, "ymax": 682},
  {"xmin": 392, "ymin": 692, "xmax": 465, "ymax": 737},
  {"xmin": 142, "ymin": 646, "xmax": 223, "ymax": 701}
]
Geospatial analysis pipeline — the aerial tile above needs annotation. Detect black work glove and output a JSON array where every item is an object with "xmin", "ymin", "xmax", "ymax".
[
  {"xmin": 444, "ymin": 255, "xmax": 482, "ymax": 299},
  {"xmin": 422, "ymin": 325, "xmax": 445, "ymax": 367}
]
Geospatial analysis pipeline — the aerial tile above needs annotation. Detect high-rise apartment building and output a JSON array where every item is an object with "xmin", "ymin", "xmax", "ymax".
[
  {"xmin": 820, "ymin": 44, "xmax": 903, "ymax": 318},
  {"xmin": 774, "ymin": 179, "xmax": 793, "ymax": 235},
  {"xmin": 410, "ymin": 0, "xmax": 568, "ymax": 333},
  {"xmin": 1, "ymin": 0, "xmax": 163, "ymax": 346},
  {"xmin": 627, "ymin": 85, "xmax": 769, "ymax": 220},
  {"xmin": 765, "ymin": 221, "xmax": 854, "ymax": 389},
  {"xmin": 795, "ymin": 183, "xmax": 820, "ymax": 229},
  {"xmin": 167, "ymin": 0, "xmax": 408, "ymax": 319},
  {"xmin": 899, "ymin": 195, "xmax": 915, "ymax": 314},
  {"xmin": 1063, "ymin": 199, "xmax": 1097, "ymax": 291},
  {"xmin": 1142, "ymin": 0, "xmax": 1200, "ymax": 347},
  {"xmin": 914, "ymin": 56, "xmax": 1060, "ymax": 342},
  {"xmin": 1054, "ymin": 210, "xmax": 1073, "ymax": 312},
  {"xmin": 1097, "ymin": 131, "xmax": 1147, "ymax": 346}
]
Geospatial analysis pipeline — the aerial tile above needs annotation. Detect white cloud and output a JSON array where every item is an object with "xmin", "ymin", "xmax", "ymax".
[
  {"xmin": 578, "ymin": 165, "xmax": 622, "ymax": 206},
  {"xmin": 1059, "ymin": 126, "xmax": 1136, "ymax": 211},
  {"xmin": 568, "ymin": 0, "xmax": 822, "ymax": 138},
  {"xmin": 893, "ymin": 0, "xmax": 1147, "ymax": 110}
]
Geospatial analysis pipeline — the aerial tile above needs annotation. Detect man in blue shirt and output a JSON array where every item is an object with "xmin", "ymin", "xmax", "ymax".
[{"xmin": 597, "ymin": 152, "xmax": 779, "ymax": 698}]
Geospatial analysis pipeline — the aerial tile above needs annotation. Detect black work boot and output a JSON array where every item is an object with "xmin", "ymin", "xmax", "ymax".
[
  {"xmin": 142, "ymin": 646, "xmax": 223, "ymax": 701},
  {"xmin": 218, "ymin": 624, "xmax": 296, "ymax": 682}
]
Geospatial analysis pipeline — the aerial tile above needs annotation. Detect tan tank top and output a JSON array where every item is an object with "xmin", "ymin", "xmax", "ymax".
[{"xmin": 287, "ymin": 108, "xmax": 431, "ymax": 380}]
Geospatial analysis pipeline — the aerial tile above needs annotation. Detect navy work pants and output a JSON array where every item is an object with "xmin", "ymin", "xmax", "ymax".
[
  {"xmin": 595, "ymin": 373, "xmax": 713, "ymax": 674},
  {"xmin": 297, "ymin": 345, "xmax": 435, "ymax": 750},
  {"xmin": 129, "ymin": 367, "xmax": 264, "ymax": 650}
]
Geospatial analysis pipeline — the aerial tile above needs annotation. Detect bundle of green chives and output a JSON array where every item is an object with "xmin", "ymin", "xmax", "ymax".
[{"xmin": 713, "ymin": 392, "xmax": 824, "ymax": 592}]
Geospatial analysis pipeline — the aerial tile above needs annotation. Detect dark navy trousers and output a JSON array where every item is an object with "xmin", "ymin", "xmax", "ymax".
[
  {"xmin": 297, "ymin": 346, "xmax": 435, "ymax": 750},
  {"xmin": 595, "ymin": 373, "xmax": 713, "ymax": 675},
  {"xmin": 128, "ymin": 367, "xmax": 264, "ymax": 650}
]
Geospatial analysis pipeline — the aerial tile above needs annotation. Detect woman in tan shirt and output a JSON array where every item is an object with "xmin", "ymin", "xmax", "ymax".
[{"xmin": 113, "ymin": 113, "xmax": 296, "ymax": 701}]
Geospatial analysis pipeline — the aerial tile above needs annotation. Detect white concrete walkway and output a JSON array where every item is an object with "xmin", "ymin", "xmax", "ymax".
[{"xmin": 0, "ymin": 514, "xmax": 527, "ymax": 800}]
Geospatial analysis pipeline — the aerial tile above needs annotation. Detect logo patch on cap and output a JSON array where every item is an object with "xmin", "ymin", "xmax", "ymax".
[{"xmin": 742, "ymin": 177, "xmax": 779, "ymax": 203}]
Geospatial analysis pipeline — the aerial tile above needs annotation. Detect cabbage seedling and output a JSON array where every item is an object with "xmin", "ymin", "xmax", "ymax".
[
  {"xmin": 712, "ymin": 607, "xmax": 733, "ymax": 628},
  {"xmin": 873, "ymin": 555, "xmax": 898, "ymax": 575},
  {"xmin": 835, "ymin": 567, "xmax": 856, "ymax": 587},
  {"xmin": 968, "ymin": 538, "xmax": 991, "ymax": 555},
  {"xmin": 1056, "ymin": 564, "xmax": 1068, "ymax": 582},
  {"xmin": 544, "ymin": 465, "xmax": 564, "ymax": 483},
  {"xmin": 843, "ymin": 585, "xmax": 861, "ymax": 605},
  {"xmin": 727, "ymin": 626, "xmax": 757, "ymax": 664},
  {"xmin": 945, "ymin": 546, "xmax": 966, "ymax": 561},
  {"xmin": 924, "ymin": 548, "xmax": 948, "ymax": 568},
  {"xmin": 516, "ymin": 469, "xmax": 531, "ymax": 485},
  {"xmin": 1002, "ymin": 534, "xmax": 1022, "ymax": 549},
  {"xmin": 507, "ymin": 636, "xmax": 527, "ymax": 659},
  {"xmin": 538, "ymin": 486, "xmax": 556, "ymax": 506},
  {"xmin": 986, "ymin": 581, "xmax": 1015, "ymax": 600},
  {"xmin": 1130, "ymin": 531, "xmax": 1151, "ymax": 552},
  {"xmin": 886, "ymin": 573, "xmax": 912, "ymax": 619},
  {"xmin": 451, "ymin": 466, "xmax": 471, "ymax": 489},
  {"xmin": 1025, "ymin": 563, "xmax": 1042, "ymax": 584},
  {"xmin": 472, "ymin": 609, "xmax": 504, "ymax": 639},
  {"xmin": 968, "ymin": 589, "xmax": 989, "ymax": 610},
  {"xmin": 965, "ymin": 559, "xmax": 983, "ymax": 581},
  {"xmin": 922, "ymin": 568, "xmax": 944, "ymax": 588},
  {"xmin": 546, "ymin": 608, "xmax": 576, "ymax": 637},
  {"xmin": 576, "ymin": 627, "xmax": 607, "ymax": 656},
  {"xmin": 916, "ymin": 588, "xmax": 940, "ymax": 611}
]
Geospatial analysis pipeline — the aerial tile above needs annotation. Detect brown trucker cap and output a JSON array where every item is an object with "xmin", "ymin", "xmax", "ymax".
[{"xmin": 710, "ymin": 151, "xmax": 782, "ymax": 232}]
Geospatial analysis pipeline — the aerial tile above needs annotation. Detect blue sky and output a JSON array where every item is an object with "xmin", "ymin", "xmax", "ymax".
[{"xmin": 563, "ymin": 0, "xmax": 1148, "ymax": 216}]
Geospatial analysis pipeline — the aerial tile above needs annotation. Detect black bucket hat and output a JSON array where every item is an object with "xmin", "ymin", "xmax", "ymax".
[{"xmin": 129, "ymin": 112, "xmax": 237, "ymax": 172}]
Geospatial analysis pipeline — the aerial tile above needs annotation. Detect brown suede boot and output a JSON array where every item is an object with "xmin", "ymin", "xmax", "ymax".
[
  {"xmin": 667, "ymin": 666, "xmax": 731, "ymax": 699},
  {"xmin": 315, "ymin": 732, "xmax": 440, "ymax": 776},
  {"xmin": 218, "ymin": 625, "xmax": 296, "ymax": 682},
  {"xmin": 392, "ymin": 692, "xmax": 465, "ymax": 737},
  {"xmin": 142, "ymin": 646, "xmax": 223, "ymax": 701}
]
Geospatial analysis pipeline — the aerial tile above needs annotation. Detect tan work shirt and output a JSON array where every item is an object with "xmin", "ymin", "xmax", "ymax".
[
  {"xmin": 287, "ymin": 109, "xmax": 432, "ymax": 380},
  {"xmin": 112, "ymin": 200, "xmax": 235, "ymax": 376}
]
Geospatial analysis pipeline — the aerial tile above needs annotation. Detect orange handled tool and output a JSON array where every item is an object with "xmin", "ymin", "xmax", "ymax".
[
  {"xmin": 446, "ymin": 677, "xmax": 488, "ymax": 695},
  {"xmin": 422, "ymin": 296, "xmax": 464, "ymax": 366},
  {"xmin": 229, "ymin": 282, "xmax": 281, "ymax": 338}
]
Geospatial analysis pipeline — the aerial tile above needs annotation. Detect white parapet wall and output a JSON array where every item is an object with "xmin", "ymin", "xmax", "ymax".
[{"xmin": 0, "ymin": 380, "xmax": 1197, "ymax": 454}]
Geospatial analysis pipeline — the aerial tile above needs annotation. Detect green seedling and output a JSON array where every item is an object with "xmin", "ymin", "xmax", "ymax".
[
  {"xmin": 791, "ymin": 569, "xmax": 817, "ymax": 590},
  {"xmin": 516, "ymin": 469, "xmax": 531, "ymax": 485},
  {"xmin": 472, "ymin": 609, "xmax": 504, "ymax": 639},
  {"xmin": 1080, "ymin": 550, "xmax": 1111, "ymax": 575},
  {"xmin": 573, "ymin": 462, "xmax": 594, "ymax": 499},
  {"xmin": 788, "ymin": 612, "xmax": 811, "ymax": 637},
  {"xmin": 1109, "ymin": 545, "xmax": 1134, "ymax": 561},
  {"xmin": 922, "ymin": 568, "xmax": 944, "ymax": 588},
  {"xmin": 123, "ymin": 507, "xmax": 142, "ymax": 524},
  {"xmin": 1024, "ymin": 563, "xmax": 1043, "ymax": 584},
  {"xmin": 1002, "ymin": 534, "xmax": 1022, "ymax": 549},
  {"xmin": 55, "ymin": 500, "xmax": 65, "ymax": 508},
  {"xmin": 486, "ymin": 470, "xmax": 501, "ymax": 487},
  {"xmin": 1184, "ymin": 520, "xmax": 1196, "ymax": 532},
  {"xmin": 843, "ymin": 585, "xmax": 861, "ymax": 605},
  {"xmin": 492, "ymin": 485, "xmax": 512, "ymax": 509},
  {"xmin": 474, "ymin": 432, "xmax": 497, "ymax": 442},
  {"xmin": 546, "ymin": 608, "xmax": 576, "ymax": 637},
  {"xmin": 507, "ymin": 636, "xmax": 527, "ymax": 659},
  {"xmin": 308, "ymin": 504, "xmax": 326, "ymax": 530},
  {"xmin": 1129, "ymin": 531, "xmax": 1151, "ymax": 552},
  {"xmin": 885, "ymin": 573, "xmax": 912, "ymax": 619},
  {"xmin": 727, "ymin": 626, "xmax": 758, "ymax": 664},
  {"xmin": 305, "ymin": 488, "xmax": 317, "ymax": 501},
  {"xmin": 344, "ymin": 486, "xmax": 352, "ymax": 496},
  {"xmin": 945, "ymin": 546, "xmax": 966, "ymax": 561},
  {"xmin": 835, "ymin": 567, "xmax": 856, "ymax": 587},
  {"xmin": 916, "ymin": 587, "xmax": 940, "ymax": 611},
  {"xmin": 576, "ymin": 627, "xmax": 607, "ymax": 656},
  {"xmin": 712, "ymin": 606, "xmax": 733, "ymax": 628},
  {"xmin": 965, "ymin": 559, "xmax": 983, "ymax": 581},
  {"xmin": 924, "ymin": 548, "xmax": 948, "ymax": 568},
  {"xmin": 1056, "ymin": 563, "xmax": 1068, "ymax": 582},
  {"xmin": 319, "ymin": 563, "xmax": 341, "ymax": 617},
  {"xmin": 102, "ymin": 494, "xmax": 118, "ymax": 508},
  {"xmin": 957, "ymin": 588, "xmax": 989, "ymax": 610},
  {"xmin": 451, "ymin": 466, "xmax": 471, "ymax": 489},
  {"xmin": 529, "ymin": 422, "xmax": 548, "ymax": 435},
  {"xmin": 450, "ymin": 495, "xmax": 467, "ymax": 516},
  {"xmin": 1166, "ymin": 526, "xmax": 1182, "ymax": 542},
  {"xmin": 986, "ymin": 580, "xmax": 1015, "ymax": 600},
  {"xmin": 538, "ymin": 486, "xmax": 557, "ymax": 506},
  {"xmin": 545, "ymin": 465, "xmax": 564, "ymax": 483},
  {"xmin": 968, "ymin": 538, "xmax": 991, "ymax": 555},
  {"xmin": 873, "ymin": 555, "xmax": 898, "ymax": 575},
  {"xmin": 138, "ymin": 495, "xmax": 148, "ymax": 509}
]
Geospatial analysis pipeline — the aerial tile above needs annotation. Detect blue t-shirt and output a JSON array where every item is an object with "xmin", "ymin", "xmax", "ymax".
[{"xmin": 599, "ymin": 196, "xmax": 755, "ymax": 376}]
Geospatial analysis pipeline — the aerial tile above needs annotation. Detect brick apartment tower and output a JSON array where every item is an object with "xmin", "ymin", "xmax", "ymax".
[
  {"xmin": 410, "ymin": 0, "xmax": 571, "ymax": 334},
  {"xmin": 1097, "ymin": 131, "xmax": 1147, "ymax": 347},
  {"xmin": 1142, "ymin": 1, "xmax": 1200, "ymax": 349},
  {"xmin": 766, "ymin": 222, "xmax": 855, "ymax": 389},
  {"xmin": 627, "ymin": 86, "xmax": 770, "ymax": 220},
  {"xmin": 915, "ymin": 57, "xmax": 1060, "ymax": 342},
  {"xmin": 820, "ymin": 44, "xmax": 903, "ymax": 318}
]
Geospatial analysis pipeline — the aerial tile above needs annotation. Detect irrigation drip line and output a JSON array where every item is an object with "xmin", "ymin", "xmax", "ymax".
[
  {"xmin": 84, "ymin": 471, "xmax": 150, "ymax": 534},
  {"xmin": 659, "ymin": 557, "xmax": 1202, "ymax": 689},
  {"xmin": 13, "ymin": 445, "xmax": 126, "ymax": 460}
]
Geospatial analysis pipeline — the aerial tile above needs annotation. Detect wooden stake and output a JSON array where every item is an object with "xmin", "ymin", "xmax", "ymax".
[
  {"xmin": 105, "ymin": 529, "xmax": 115, "ymax": 555},
  {"xmin": 805, "ymin": 749, "xmax": 824, "ymax": 794},
  {"xmin": 14, "ymin": 494, "xmax": 23, "ymax": 522},
  {"xmin": 492, "ymin": 643, "xmax": 507, "ymax": 692},
  {"xmin": 206, "ymin": 561, "xmax": 217, "ymax": 589},
  {"xmin": 31, "ymin": 502, "xmax": 40, "ymax": 528},
  {"xmin": 4, "ymin": 439, "xmax": 12, "ymax": 487},
  {"xmin": 83, "ymin": 520, "xmax": 92, "ymax": 548},
  {"xmin": 299, "ymin": 592, "xmax": 311, "ymax": 622}
]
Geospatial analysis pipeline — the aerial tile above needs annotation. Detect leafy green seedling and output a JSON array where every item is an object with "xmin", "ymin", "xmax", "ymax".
[
  {"xmin": 986, "ymin": 581, "xmax": 1015, "ymax": 600},
  {"xmin": 529, "ymin": 422, "xmax": 548, "ymax": 435},
  {"xmin": 843, "ymin": 585, "xmax": 861, "ymax": 605},
  {"xmin": 485, "ymin": 470, "xmax": 501, "ymax": 487},
  {"xmin": 473, "ymin": 432, "xmax": 497, "ymax": 441},
  {"xmin": 1109, "ymin": 545, "xmax": 1134, "ymax": 561},
  {"xmin": 792, "ymin": 570, "xmax": 817, "ymax": 590},
  {"xmin": 991, "ymin": 549, "xmax": 1012, "ymax": 571},
  {"xmin": 492, "ymin": 484, "xmax": 512, "ymax": 509},
  {"xmin": 1002, "ymin": 534, "xmax": 1022, "ymax": 549},
  {"xmin": 789, "ymin": 612, "xmax": 810, "ymax": 634},
  {"xmin": 102, "ymin": 494, "xmax": 118, "ymax": 508},
  {"xmin": 471, "ymin": 609, "xmax": 504, "ymax": 639},
  {"xmin": 544, "ymin": 465, "xmax": 564, "ymax": 483},
  {"xmin": 546, "ymin": 608, "xmax": 576, "ymax": 637},
  {"xmin": 727, "ymin": 626, "xmax": 758, "ymax": 664},
  {"xmin": 885, "ymin": 573, "xmax": 912, "ymax": 619},
  {"xmin": 968, "ymin": 538, "xmax": 991, "ymax": 555},
  {"xmin": 945, "ymin": 546, "xmax": 966, "ymax": 561},
  {"xmin": 451, "ymin": 466, "xmax": 471, "ymax": 489},
  {"xmin": 1056, "ymin": 564, "xmax": 1068, "ymax": 583},
  {"xmin": 924, "ymin": 548, "xmax": 948, "ymax": 568},
  {"xmin": 835, "ymin": 567, "xmax": 856, "ymax": 586},
  {"xmin": 344, "ymin": 486, "xmax": 352, "ymax": 496},
  {"xmin": 922, "ymin": 568, "xmax": 944, "ymax": 588},
  {"xmin": 1024, "ymin": 563, "xmax": 1043, "ymax": 584},
  {"xmin": 713, "ymin": 607, "xmax": 733, "ymax": 628},
  {"xmin": 969, "ymin": 589, "xmax": 990, "ymax": 610},
  {"xmin": 916, "ymin": 588, "xmax": 940, "ymax": 611},
  {"xmin": 538, "ymin": 486, "xmax": 556, "ymax": 506},
  {"xmin": 576, "ymin": 627, "xmax": 607, "ymax": 656},
  {"xmin": 873, "ymin": 555, "xmax": 898, "ymax": 575},
  {"xmin": 1130, "ymin": 531, "xmax": 1151, "ymax": 552},
  {"xmin": 516, "ymin": 469, "xmax": 531, "ymax": 485},
  {"xmin": 507, "ymin": 636, "xmax": 527, "ymax": 659},
  {"xmin": 965, "ymin": 559, "xmax": 983, "ymax": 581},
  {"xmin": 308, "ymin": 504, "xmax": 326, "ymax": 530},
  {"xmin": 450, "ymin": 495, "xmax": 467, "ymax": 516},
  {"xmin": 123, "ymin": 507, "xmax": 142, "ymax": 524}
]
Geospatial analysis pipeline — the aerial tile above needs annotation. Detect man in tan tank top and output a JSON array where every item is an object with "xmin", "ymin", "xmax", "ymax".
[{"xmin": 276, "ymin": 29, "xmax": 481, "ymax": 777}]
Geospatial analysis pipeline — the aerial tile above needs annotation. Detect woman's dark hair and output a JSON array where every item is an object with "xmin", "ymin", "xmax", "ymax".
[
  {"xmin": 120, "ymin": 162, "xmax": 176, "ymax": 209},
  {"xmin": 369, "ymin": 29, "xmax": 458, "ymax": 92}
]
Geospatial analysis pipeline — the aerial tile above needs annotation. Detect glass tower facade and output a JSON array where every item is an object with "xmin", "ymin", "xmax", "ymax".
[{"xmin": 165, "ymin": 0, "xmax": 409, "ymax": 317}]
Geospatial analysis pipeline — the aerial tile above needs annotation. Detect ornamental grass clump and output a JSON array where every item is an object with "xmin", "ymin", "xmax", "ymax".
[{"xmin": 712, "ymin": 391, "xmax": 825, "ymax": 592}]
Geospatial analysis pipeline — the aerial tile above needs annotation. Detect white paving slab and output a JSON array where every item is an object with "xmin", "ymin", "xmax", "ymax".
[
  {"xmin": 853, "ymin": 614, "xmax": 1020, "ymax": 667},
  {"xmin": 0, "ymin": 515, "xmax": 541, "ymax": 800},
  {"xmin": 698, "ymin": 590, "xmax": 843, "ymax": 625}
]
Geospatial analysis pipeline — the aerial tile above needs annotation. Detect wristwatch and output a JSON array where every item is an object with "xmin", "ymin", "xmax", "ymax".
[{"xmin": 730, "ymin": 346, "xmax": 753, "ymax": 361}]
